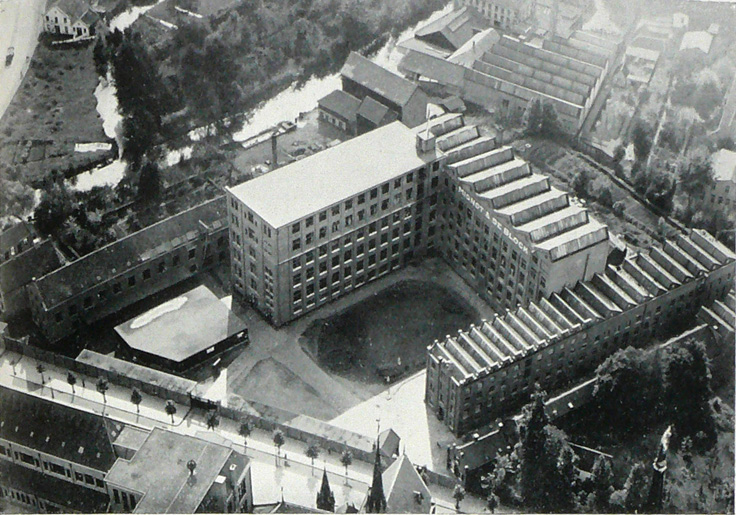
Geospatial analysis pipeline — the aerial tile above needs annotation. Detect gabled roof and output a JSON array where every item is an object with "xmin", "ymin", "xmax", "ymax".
[
  {"xmin": 340, "ymin": 52, "xmax": 420, "ymax": 107},
  {"xmin": 49, "ymin": 0, "xmax": 92, "ymax": 22},
  {"xmin": 0, "ymin": 386, "xmax": 119, "ymax": 471},
  {"xmin": 382, "ymin": 455, "xmax": 432, "ymax": 514},
  {"xmin": 318, "ymin": 90, "xmax": 361, "ymax": 121},
  {"xmin": 0, "ymin": 239, "xmax": 61, "ymax": 297},
  {"xmin": 357, "ymin": 96, "xmax": 397, "ymax": 126},
  {"xmin": 378, "ymin": 428, "xmax": 401, "ymax": 458},
  {"xmin": 414, "ymin": 6, "xmax": 489, "ymax": 51},
  {"xmin": 0, "ymin": 221, "xmax": 33, "ymax": 256}
]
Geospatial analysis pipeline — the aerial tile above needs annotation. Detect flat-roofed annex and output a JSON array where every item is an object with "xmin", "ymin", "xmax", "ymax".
[{"xmin": 227, "ymin": 121, "xmax": 439, "ymax": 229}]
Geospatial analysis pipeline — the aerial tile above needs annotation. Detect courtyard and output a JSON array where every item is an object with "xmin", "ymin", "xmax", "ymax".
[{"xmin": 301, "ymin": 280, "xmax": 479, "ymax": 385}]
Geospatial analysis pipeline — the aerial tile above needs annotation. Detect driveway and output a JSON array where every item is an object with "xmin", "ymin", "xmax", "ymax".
[{"xmin": 0, "ymin": 0, "xmax": 46, "ymax": 123}]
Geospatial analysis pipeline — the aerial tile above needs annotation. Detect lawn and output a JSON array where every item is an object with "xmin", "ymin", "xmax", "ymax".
[
  {"xmin": 301, "ymin": 280, "xmax": 479, "ymax": 385},
  {"xmin": 0, "ymin": 39, "xmax": 109, "ymax": 185}
]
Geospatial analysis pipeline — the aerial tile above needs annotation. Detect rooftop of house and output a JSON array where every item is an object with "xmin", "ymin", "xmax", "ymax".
[
  {"xmin": 0, "ymin": 386, "xmax": 119, "ymax": 471},
  {"xmin": 381, "ymin": 454, "xmax": 432, "ymax": 514},
  {"xmin": 0, "ymin": 221, "xmax": 34, "ymax": 256},
  {"xmin": 112, "ymin": 425, "xmax": 152, "ymax": 454},
  {"xmin": 31, "ymin": 197, "xmax": 227, "ymax": 310},
  {"xmin": 429, "ymin": 228, "xmax": 735, "ymax": 384},
  {"xmin": 680, "ymin": 30, "xmax": 714, "ymax": 54},
  {"xmin": 0, "ymin": 460, "xmax": 110, "ymax": 513},
  {"xmin": 340, "ymin": 52, "xmax": 421, "ymax": 107},
  {"xmin": 227, "ymin": 121, "xmax": 439, "ymax": 228},
  {"xmin": 378, "ymin": 428, "xmax": 401, "ymax": 459},
  {"xmin": 113, "ymin": 285, "xmax": 247, "ymax": 363},
  {"xmin": 0, "ymin": 240, "xmax": 61, "ymax": 298},
  {"xmin": 49, "ymin": 0, "xmax": 92, "ymax": 21},
  {"xmin": 317, "ymin": 90, "xmax": 361, "ymax": 121},
  {"xmin": 414, "ymin": 6, "xmax": 489, "ymax": 51},
  {"xmin": 712, "ymin": 149, "xmax": 736, "ymax": 183},
  {"xmin": 357, "ymin": 96, "xmax": 398, "ymax": 126},
  {"xmin": 106, "ymin": 428, "xmax": 247, "ymax": 513}
]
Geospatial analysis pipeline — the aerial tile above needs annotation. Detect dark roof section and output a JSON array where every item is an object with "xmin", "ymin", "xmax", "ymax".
[
  {"xmin": 0, "ymin": 386, "xmax": 118, "ymax": 471},
  {"xmin": 318, "ymin": 90, "xmax": 361, "ymax": 122},
  {"xmin": 0, "ymin": 240, "xmax": 61, "ymax": 298},
  {"xmin": 357, "ymin": 97, "xmax": 397, "ymax": 126},
  {"xmin": 32, "ymin": 197, "xmax": 227, "ymax": 309},
  {"xmin": 80, "ymin": 8, "xmax": 101, "ymax": 26},
  {"xmin": 0, "ymin": 460, "xmax": 110, "ymax": 513},
  {"xmin": 415, "ymin": 6, "xmax": 489, "ymax": 51},
  {"xmin": 0, "ymin": 221, "xmax": 33, "ymax": 256},
  {"xmin": 341, "ymin": 52, "xmax": 419, "ymax": 107}
]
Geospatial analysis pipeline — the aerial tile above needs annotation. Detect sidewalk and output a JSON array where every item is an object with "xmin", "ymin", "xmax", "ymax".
[{"xmin": 0, "ymin": 347, "xmax": 490, "ymax": 511}]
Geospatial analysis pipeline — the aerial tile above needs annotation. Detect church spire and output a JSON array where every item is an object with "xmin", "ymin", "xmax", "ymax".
[
  {"xmin": 365, "ymin": 439, "xmax": 387, "ymax": 513},
  {"xmin": 316, "ymin": 468, "xmax": 335, "ymax": 512}
]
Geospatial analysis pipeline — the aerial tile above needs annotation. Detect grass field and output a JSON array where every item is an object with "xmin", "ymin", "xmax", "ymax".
[
  {"xmin": 0, "ymin": 39, "xmax": 107, "ymax": 184},
  {"xmin": 301, "ymin": 280, "xmax": 479, "ymax": 385}
]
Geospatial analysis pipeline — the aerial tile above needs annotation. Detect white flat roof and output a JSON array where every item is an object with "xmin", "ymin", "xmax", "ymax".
[{"xmin": 227, "ymin": 122, "xmax": 438, "ymax": 228}]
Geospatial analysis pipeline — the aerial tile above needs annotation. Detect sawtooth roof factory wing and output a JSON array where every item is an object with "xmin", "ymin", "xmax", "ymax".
[
  {"xmin": 429, "ymin": 228, "xmax": 735, "ymax": 382},
  {"xmin": 425, "ymin": 112, "xmax": 608, "ymax": 262}
]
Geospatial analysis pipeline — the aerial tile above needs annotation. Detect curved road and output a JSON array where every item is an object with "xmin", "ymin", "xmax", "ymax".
[{"xmin": 0, "ymin": 0, "xmax": 46, "ymax": 122}]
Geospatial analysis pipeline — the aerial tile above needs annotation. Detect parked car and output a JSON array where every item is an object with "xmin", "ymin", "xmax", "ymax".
[{"xmin": 5, "ymin": 47, "xmax": 14, "ymax": 67}]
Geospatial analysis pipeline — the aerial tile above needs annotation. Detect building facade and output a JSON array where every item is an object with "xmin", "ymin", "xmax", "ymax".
[
  {"xmin": 426, "ymin": 229, "xmax": 735, "ymax": 436},
  {"xmin": 453, "ymin": 0, "xmax": 533, "ymax": 29},
  {"xmin": 44, "ymin": 0, "xmax": 100, "ymax": 37},
  {"xmin": 0, "ymin": 387, "xmax": 115, "ymax": 513},
  {"xmin": 227, "ymin": 122, "xmax": 444, "ymax": 326},
  {"xmin": 27, "ymin": 198, "xmax": 228, "ymax": 343},
  {"xmin": 227, "ymin": 113, "xmax": 610, "ymax": 328}
]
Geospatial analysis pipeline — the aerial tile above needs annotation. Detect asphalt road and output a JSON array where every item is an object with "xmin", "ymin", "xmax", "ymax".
[{"xmin": 0, "ymin": 0, "xmax": 46, "ymax": 122}]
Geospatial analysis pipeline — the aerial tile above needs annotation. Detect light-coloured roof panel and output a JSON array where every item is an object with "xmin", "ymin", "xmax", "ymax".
[{"xmin": 228, "ymin": 122, "xmax": 438, "ymax": 228}]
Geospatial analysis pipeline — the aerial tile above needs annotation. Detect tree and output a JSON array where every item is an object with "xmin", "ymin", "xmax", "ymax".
[
  {"xmin": 272, "ymin": 429, "xmax": 285, "ymax": 464},
  {"xmin": 34, "ymin": 182, "xmax": 73, "ymax": 237},
  {"xmin": 610, "ymin": 463, "xmax": 649, "ymax": 513},
  {"xmin": 663, "ymin": 339, "xmax": 716, "ymax": 448},
  {"xmin": 67, "ymin": 372, "xmax": 77, "ymax": 395},
  {"xmin": 187, "ymin": 459, "xmax": 197, "ymax": 476},
  {"xmin": 631, "ymin": 121, "xmax": 653, "ymax": 163},
  {"xmin": 541, "ymin": 102, "xmax": 560, "ymax": 137},
  {"xmin": 340, "ymin": 449, "xmax": 353, "ymax": 479},
  {"xmin": 525, "ymin": 98, "xmax": 544, "ymax": 136},
  {"xmin": 678, "ymin": 157, "xmax": 714, "ymax": 213},
  {"xmin": 36, "ymin": 363, "xmax": 46, "ymax": 385},
  {"xmin": 612, "ymin": 200, "xmax": 626, "ymax": 217},
  {"xmin": 206, "ymin": 410, "xmax": 220, "ymax": 430},
  {"xmin": 597, "ymin": 186, "xmax": 614, "ymax": 208},
  {"xmin": 305, "ymin": 444, "xmax": 320, "ymax": 472},
  {"xmin": 96, "ymin": 378, "xmax": 109, "ymax": 404},
  {"xmin": 572, "ymin": 168, "xmax": 592, "ymax": 198},
  {"xmin": 486, "ymin": 492, "xmax": 499, "ymax": 513},
  {"xmin": 589, "ymin": 455, "xmax": 614, "ymax": 512},
  {"xmin": 131, "ymin": 388, "xmax": 142, "ymax": 413},
  {"xmin": 316, "ymin": 468, "xmax": 336, "ymax": 512},
  {"xmin": 137, "ymin": 160, "xmax": 161, "ymax": 205},
  {"xmin": 165, "ymin": 400, "xmax": 177, "ymax": 423},
  {"xmin": 453, "ymin": 484, "xmax": 466, "ymax": 510},
  {"xmin": 93, "ymin": 37, "xmax": 108, "ymax": 77},
  {"xmin": 238, "ymin": 419, "xmax": 253, "ymax": 450}
]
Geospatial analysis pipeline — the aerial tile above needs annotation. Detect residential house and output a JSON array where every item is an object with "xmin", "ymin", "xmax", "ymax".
[
  {"xmin": 44, "ymin": 0, "xmax": 100, "ymax": 37},
  {"xmin": 453, "ymin": 0, "xmax": 533, "ymax": 30},
  {"xmin": 0, "ymin": 221, "xmax": 38, "ymax": 264},
  {"xmin": 707, "ymin": 149, "xmax": 736, "ymax": 212},
  {"xmin": 0, "ymin": 239, "xmax": 61, "ymax": 319}
]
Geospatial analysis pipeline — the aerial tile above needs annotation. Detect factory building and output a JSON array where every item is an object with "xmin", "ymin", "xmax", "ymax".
[{"xmin": 426, "ymin": 228, "xmax": 735, "ymax": 436}]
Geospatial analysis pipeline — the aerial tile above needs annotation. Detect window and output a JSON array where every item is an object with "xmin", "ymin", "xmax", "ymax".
[
  {"xmin": 332, "ymin": 206, "xmax": 340, "ymax": 216},
  {"xmin": 345, "ymin": 199, "xmax": 353, "ymax": 209},
  {"xmin": 188, "ymin": 248, "xmax": 196, "ymax": 260},
  {"xmin": 113, "ymin": 283, "xmax": 122, "ymax": 294},
  {"xmin": 358, "ymin": 193, "xmax": 365, "ymax": 204},
  {"xmin": 345, "ymin": 215, "xmax": 353, "ymax": 227},
  {"xmin": 381, "ymin": 183, "xmax": 389, "ymax": 194},
  {"xmin": 306, "ymin": 216, "xmax": 314, "ymax": 227},
  {"xmin": 358, "ymin": 209, "xmax": 365, "ymax": 221},
  {"xmin": 293, "ymin": 257, "xmax": 301, "ymax": 270},
  {"xmin": 292, "ymin": 238, "xmax": 301, "ymax": 251},
  {"xmin": 319, "ymin": 211, "xmax": 327, "ymax": 222},
  {"xmin": 143, "ymin": 269, "xmax": 152, "ymax": 280},
  {"xmin": 173, "ymin": 255, "xmax": 180, "ymax": 266},
  {"xmin": 332, "ymin": 256, "xmax": 340, "ymax": 267},
  {"xmin": 128, "ymin": 276, "xmax": 136, "ymax": 287},
  {"xmin": 292, "ymin": 222, "xmax": 300, "ymax": 234},
  {"xmin": 332, "ymin": 221, "xmax": 340, "ymax": 232},
  {"xmin": 370, "ymin": 188, "xmax": 378, "ymax": 199},
  {"xmin": 305, "ymin": 232, "xmax": 314, "ymax": 245},
  {"xmin": 158, "ymin": 261, "xmax": 166, "ymax": 273},
  {"xmin": 319, "ymin": 226, "xmax": 327, "ymax": 239}
]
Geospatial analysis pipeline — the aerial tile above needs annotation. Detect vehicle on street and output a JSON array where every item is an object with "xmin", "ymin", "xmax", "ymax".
[{"xmin": 5, "ymin": 46, "xmax": 14, "ymax": 67}]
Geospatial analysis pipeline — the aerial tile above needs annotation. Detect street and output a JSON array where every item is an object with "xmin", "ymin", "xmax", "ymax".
[
  {"xmin": 0, "ymin": 0, "xmax": 46, "ymax": 122},
  {"xmin": 0, "ymin": 346, "xmax": 491, "ymax": 512}
]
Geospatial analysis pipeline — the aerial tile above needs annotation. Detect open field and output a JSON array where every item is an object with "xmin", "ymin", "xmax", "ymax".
[
  {"xmin": 0, "ymin": 39, "xmax": 108, "ymax": 185},
  {"xmin": 301, "ymin": 280, "xmax": 479, "ymax": 385}
]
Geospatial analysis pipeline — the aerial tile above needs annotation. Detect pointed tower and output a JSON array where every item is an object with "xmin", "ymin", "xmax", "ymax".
[
  {"xmin": 645, "ymin": 426, "xmax": 672, "ymax": 513},
  {"xmin": 365, "ymin": 442, "xmax": 387, "ymax": 513},
  {"xmin": 316, "ymin": 468, "xmax": 335, "ymax": 512}
]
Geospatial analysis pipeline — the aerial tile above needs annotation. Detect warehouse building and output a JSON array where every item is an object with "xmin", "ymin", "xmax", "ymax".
[
  {"xmin": 426, "ymin": 229, "xmax": 735, "ymax": 436},
  {"xmin": 27, "ymin": 198, "xmax": 228, "ymax": 343},
  {"xmin": 226, "ymin": 122, "xmax": 444, "ymax": 326}
]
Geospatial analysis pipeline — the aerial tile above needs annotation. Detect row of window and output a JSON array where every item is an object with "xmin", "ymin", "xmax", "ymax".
[{"xmin": 0, "ymin": 445, "xmax": 105, "ymax": 490}]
